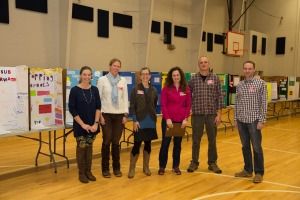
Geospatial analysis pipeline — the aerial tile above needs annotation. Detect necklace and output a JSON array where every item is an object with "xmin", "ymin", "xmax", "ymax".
[{"xmin": 82, "ymin": 88, "xmax": 92, "ymax": 103}]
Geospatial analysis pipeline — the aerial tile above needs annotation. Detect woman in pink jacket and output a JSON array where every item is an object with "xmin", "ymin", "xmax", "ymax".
[{"xmin": 158, "ymin": 66, "xmax": 191, "ymax": 175}]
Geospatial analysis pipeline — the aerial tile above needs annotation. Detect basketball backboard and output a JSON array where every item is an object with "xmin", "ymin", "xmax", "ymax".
[{"xmin": 226, "ymin": 31, "xmax": 246, "ymax": 57}]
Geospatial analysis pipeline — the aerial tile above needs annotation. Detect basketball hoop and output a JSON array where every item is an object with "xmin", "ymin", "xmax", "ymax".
[{"xmin": 226, "ymin": 31, "xmax": 245, "ymax": 57}]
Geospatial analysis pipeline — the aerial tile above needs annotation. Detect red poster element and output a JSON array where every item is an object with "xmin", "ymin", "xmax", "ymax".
[
  {"xmin": 39, "ymin": 104, "xmax": 52, "ymax": 114},
  {"xmin": 55, "ymin": 119, "xmax": 63, "ymax": 125},
  {"xmin": 37, "ymin": 91, "xmax": 50, "ymax": 96},
  {"xmin": 55, "ymin": 107, "xmax": 62, "ymax": 114}
]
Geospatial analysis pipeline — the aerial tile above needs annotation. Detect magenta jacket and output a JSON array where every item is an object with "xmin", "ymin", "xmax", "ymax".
[{"xmin": 161, "ymin": 84, "xmax": 191, "ymax": 122}]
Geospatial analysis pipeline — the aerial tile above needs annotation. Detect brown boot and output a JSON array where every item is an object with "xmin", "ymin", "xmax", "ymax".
[
  {"xmin": 112, "ymin": 144, "xmax": 122, "ymax": 177},
  {"xmin": 85, "ymin": 146, "xmax": 96, "ymax": 181},
  {"xmin": 128, "ymin": 152, "xmax": 139, "ymax": 179},
  {"xmin": 76, "ymin": 146, "xmax": 89, "ymax": 183},
  {"xmin": 143, "ymin": 150, "xmax": 151, "ymax": 176}
]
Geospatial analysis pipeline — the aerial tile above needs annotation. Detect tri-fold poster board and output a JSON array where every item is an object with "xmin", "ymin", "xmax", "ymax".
[
  {"xmin": 30, "ymin": 68, "xmax": 64, "ymax": 129},
  {"xmin": 0, "ymin": 66, "xmax": 29, "ymax": 133},
  {"xmin": 65, "ymin": 70, "xmax": 103, "ymax": 125}
]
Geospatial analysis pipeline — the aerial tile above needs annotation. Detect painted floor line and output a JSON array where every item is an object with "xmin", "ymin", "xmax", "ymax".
[
  {"xmin": 193, "ymin": 190, "xmax": 300, "ymax": 200},
  {"xmin": 220, "ymin": 140, "xmax": 300, "ymax": 155}
]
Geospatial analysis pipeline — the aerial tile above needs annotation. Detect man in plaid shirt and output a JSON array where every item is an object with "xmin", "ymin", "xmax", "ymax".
[
  {"xmin": 234, "ymin": 61, "xmax": 267, "ymax": 183},
  {"xmin": 187, "ymin": 56, "xmax": 224, "ymax": 174}
]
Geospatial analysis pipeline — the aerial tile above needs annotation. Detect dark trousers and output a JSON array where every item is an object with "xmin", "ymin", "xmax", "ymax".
[
  {"xmin": 158, "ymin": 119, "xmax": 183, "ymax": 168},
  {"xmin": 192, "ymin": 114, "xmax": 218, "ymax": 165},
  {"xmin": 101, "ymin": 113, "xmax": 124, "ymax": 171}
]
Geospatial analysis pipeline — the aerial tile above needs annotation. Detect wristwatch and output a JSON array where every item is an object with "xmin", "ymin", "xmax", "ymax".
[
  {"xmin": 94, "ymin": 121, "xmax": 100, "ymax": 124},
  {"xmin": 184, "ymin": 118, "xmax": 188, "ymax": 121},
  {"xmin": 123, "ymin": 113, "xmax": 128, "ymax": 118}
]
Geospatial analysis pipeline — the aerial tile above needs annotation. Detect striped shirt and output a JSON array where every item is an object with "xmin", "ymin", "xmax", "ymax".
[
  {"xmin": 188, "ymin": 72, "xmax": 224, "ymax": 114},
  {"xmin": 234, "ymin": 76, "xmax": 267, "ymax": 123}
]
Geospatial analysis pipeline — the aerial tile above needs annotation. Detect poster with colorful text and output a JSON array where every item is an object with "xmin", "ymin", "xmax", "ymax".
[
  {"xmin": 0, "ymin": 66, "xmax": 29, "ymax": 133},
  {"xmin": 30, "ymin": 68, "xmax": 64, "ymax": 128}
]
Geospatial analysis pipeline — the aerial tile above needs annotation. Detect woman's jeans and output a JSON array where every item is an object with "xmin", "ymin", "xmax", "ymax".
[{"xmin": 158, "ymin": 119, "xmax": 183, "ymax": 168}]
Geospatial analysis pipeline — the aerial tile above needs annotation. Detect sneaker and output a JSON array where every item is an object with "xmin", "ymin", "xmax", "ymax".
[
  {"xmin": 158, "ymin": 168, "xmax": 165, "ymax": 175},
  {"xmin": 172, "ymin": 167, "xmax": 181, "ymax": 175},
  {"xmin": 253, "ymin": 173, "xmax": 263, "ymax": 183},
  {"xmin": 208, "ymin": 163, "xmax": 222, "ymax": 173},
  {"xmin": 102, "ymin": 170, "xmax": 111, "ymax": 178},
  {"xmin": 235, "ymin": 169, "xmax": 252, "ymax": 177},
  {"xmin": 113, "ymin": 169, "xmax": 122, "ymax": 177},
  {"xmin": 187, "ymin": 161, "xmax": 198, "ymax": 172}
]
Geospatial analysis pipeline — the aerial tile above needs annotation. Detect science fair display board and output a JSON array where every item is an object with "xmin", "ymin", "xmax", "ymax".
[
  {"xmin": 30, "ymin": 68, "xmax": 64, "ymax": 129},
  {"xmin": 0, "ymin": 66, "xmax": 29, "ymax": 134},
  {"xmin": 65, "ymin": 70, "xmax": 103, "ymax": 125}
]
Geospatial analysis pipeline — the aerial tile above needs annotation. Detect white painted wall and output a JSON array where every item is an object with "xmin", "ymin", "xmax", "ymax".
[
  {"xmin": 1, "ymin": 0, "xmax": 300, "ymax": 76},
  {"xmin": 68, "ymin": 0, "xmax": 139, "ymax": 71},
  {"xmin": 147, "ymin": 0, "xmax": 193, "ymax": 72},
  {"xmin": 0, "ymin": 0, "xmax": 60, "ymax": 68},
  {"xmin": 247, "ymin": 0, "xmax": 300, "ymax": 76}
]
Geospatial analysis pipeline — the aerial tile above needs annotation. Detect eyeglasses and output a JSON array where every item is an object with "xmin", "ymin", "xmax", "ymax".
[
  {"xmin": 199, "ymin": 61, "xmax": 209, "ymax": 64},
  {"xmin": 141, "ymin": 73, "xmax": 150, "ymax": 76}
]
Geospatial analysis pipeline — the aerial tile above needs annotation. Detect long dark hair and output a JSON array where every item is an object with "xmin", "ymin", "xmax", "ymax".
[
  {"xmin": 79, "ymin": 66, "xmax": 92, "ymax": 83},
  {"xmin": 165, "ymin": 66, "xmax": 187, "ymax": 93}
]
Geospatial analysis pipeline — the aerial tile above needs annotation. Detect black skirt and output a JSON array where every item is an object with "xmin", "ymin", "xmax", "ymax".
[{"xmin": 134, "ymin": 128, "xmax": 158, "ymax": 142}]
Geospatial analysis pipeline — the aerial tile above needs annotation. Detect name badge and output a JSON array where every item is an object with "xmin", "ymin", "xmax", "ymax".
[
  {"xmin": 179, "ymin": 92, "xmax": 186, "ymax": 96},
  {"xmin": 137, "ymin": 90, "xmax": 144, "ymax": 94},
  {"xmin": 207, "ymin": 80, "xmax": 214, "ymax": 85},
  {"xmin": 248, "ymin": 87, "xmax": 255, "ymax": 91}
]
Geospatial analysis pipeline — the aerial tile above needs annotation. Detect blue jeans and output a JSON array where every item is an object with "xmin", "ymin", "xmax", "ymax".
[
  {"xmin": 191, "ymin": 114, "xmax": 218, "ymax": 165},
  {"xmin": 158, "ymin": 119, "xmax": 183, "ymax": 168},
  {"xmin": 237, "ymin": 119, "xmax": 264, "ymax": 175}
]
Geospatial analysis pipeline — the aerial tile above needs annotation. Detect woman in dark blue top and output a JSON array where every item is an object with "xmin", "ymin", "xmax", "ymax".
[{"xmin": 69, "ymin": 66, "xmax": 101, "ymax": 184}]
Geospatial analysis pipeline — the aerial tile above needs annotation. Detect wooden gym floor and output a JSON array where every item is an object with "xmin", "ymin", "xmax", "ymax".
[{"xmin": 0, "ymin": 114, "xmax": 300, "ymax": 200}]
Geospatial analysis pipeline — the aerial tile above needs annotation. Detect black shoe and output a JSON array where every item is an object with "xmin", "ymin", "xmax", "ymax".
[
  {"xmin": 113, "ymin": 169, "xmax": 122, "ymax": 177},
  {"xmin": 102, "ymin": 171, "xmax": 111, "ymax": 178}
]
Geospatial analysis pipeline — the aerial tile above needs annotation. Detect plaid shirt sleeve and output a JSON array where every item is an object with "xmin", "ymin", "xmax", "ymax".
[
  {"xmin": 259, "ymin": 81, "xmax": 268, "ymax": 123},
  {"xmin": 215, "ymin": 76, "xmax": 225, "ymax": 110}
]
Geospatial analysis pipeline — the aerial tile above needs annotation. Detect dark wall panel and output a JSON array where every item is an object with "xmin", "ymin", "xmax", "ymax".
[
  {"xmin": 276, "ymin": 37, "xmax": 285, "ymax": 54},
  {"xmin": 202, "ymin": 31, "xmax": 206, "ymax": 41},
  {"xmin": 72, "ymin": 4, "xmax": 93, "ymax": 22},
  {"xmin": 207, "ymin": 32, "xmax": 213, "ymax": 52},
  {"xmin": 252, "ymin": 35, "xmax": 257, "ymax": 53},
  {"xmin": 174, "ymin": 25, "xmax": 187, "ymax": 38},
  {"xmin": 151, "ymin": 20, "xmax": 160, "ymax": 33},
  {"xmin": 98, "ymin": 9, "xmax": 109, "ymax": 38},
  {"xmin": 261, "ymin": 37, "xmax": 266, "ymax": 55},
  {"xmin": 16, "ymin": 0, "xmax": 48, "ymax": 13},
  {"xmin": 0, "ymin": 0, "xmax": 9, "ymax": 24},
  {"xmin": 113, "ymin": 12, "xmax": 132, "ymax": 29},
  {"xmin": 164, "ymin": 21, "xmax": 172, "ymax": 44},
  {"xmin": 214, "ymin": 34, "xmax": 223, "ymax": 44}
]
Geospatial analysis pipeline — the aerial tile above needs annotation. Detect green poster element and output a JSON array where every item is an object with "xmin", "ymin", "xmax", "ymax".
[
  {"xmin": 217, "ymin": 74, "xmax": 229, "ymax": 106},
  {"xmin": 30, "ymin": 90, "xmax": 36, "ymax": 96},
  {"xmin": 185, "ymin": 73, "xmax": 191, "ymax": 82}
]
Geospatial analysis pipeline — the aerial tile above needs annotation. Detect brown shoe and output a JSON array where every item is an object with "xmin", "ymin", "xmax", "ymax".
[
  {"xmin": 253, "ymin": 173, "xmax": 263, "ymax": 183},
  {"xmin": 235, "ymin": 169, "xmax": 252, "ymax": 177},
  {"xmin": 208, "ymin": 163, "xmax": 222, "ymax": 173},
  {"xmin": 187, "ymin": 161, "xmax": 198, "ymax": 172}
]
